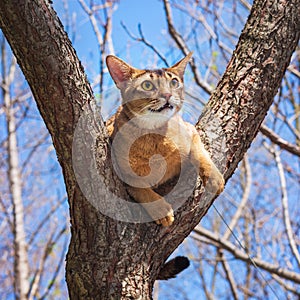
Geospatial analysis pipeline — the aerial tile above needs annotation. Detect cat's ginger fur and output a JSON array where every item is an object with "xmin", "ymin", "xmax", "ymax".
[{"xmin": 106, "ymin": 53, "xmax": 224, "ymax": 226}]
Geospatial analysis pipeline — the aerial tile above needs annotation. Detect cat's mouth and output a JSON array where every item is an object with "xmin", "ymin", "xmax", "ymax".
[{"xmin": 149, "ymin": 102, "xmax": 174, "ymax": 113}]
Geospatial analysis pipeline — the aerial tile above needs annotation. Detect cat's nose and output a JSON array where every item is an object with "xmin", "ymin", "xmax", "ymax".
[{"xmin": 162, "ymin": 93, "xmax": 172, "ymax": 101}]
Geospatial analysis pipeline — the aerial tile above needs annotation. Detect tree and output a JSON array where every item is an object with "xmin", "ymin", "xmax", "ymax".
[{"xmin": 0, "ymin": 0, "xmax": 299, "ymax": 299}]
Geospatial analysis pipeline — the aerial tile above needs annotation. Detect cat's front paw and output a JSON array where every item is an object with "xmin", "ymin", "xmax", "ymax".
[
  {"xmin": 155, "ymin": 200, "xmax": 174, "ymax": 226},
  {"xmin": 205, "ymin": 167, "xmax": 225, "ymax": 195},
  {"xmin": 146, "ymin": 199, "xmax": 174, "ymax": 227},
  {"xmin": 156, "ymin": 211, "xmax": 174, "ymax": 227}
]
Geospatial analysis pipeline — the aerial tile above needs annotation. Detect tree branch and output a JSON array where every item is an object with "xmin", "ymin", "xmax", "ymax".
[
  {"xmin": 223, "ymin": 155, "xmax": 252, "ymax": 240},
  {"xmin": 260, "ymin": 124, "xmax": 300, "ymax": 157},
  {"xmin": 269, "ymin": 145, "xmax": 300, "ymax": 267},
  {"xmin": 121, "ymin": 22, "xmax": 170, "ymax": 67},
  {"xmin": 218, "ymin": 249, "xmax": 239, "ymax": 300},
  {"xmin": 162, "ymin": 0, "xmax": 214, "ymax": 95},
  {"xmin": 193, "ymin": 226, "xmax": 300, "ymax": 284}
]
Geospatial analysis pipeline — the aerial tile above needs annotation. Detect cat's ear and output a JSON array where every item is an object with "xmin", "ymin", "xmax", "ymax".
[
  {"xmin": 168, "ymin": 52, "xmax": 193, "ymax": 80},
  {"xmin": 106, "ymin": 55, "xmax": 138, "ymax": 89}
]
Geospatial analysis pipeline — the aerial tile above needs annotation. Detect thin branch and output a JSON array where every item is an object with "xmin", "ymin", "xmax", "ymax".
[
  {"xmin": 28, "ymin": 230, "xmax": 56, "ymax": 299},
  {"xmin": 276, "ymin": 109, "xmax": 300, "ymax": 140},
  {"xmin": 271, "ymin": 147, "xmax": 300, "ymax": 267},
  {"xmin": 223, "ymin": 155, "xmax": 252, "ymax": 240},
  {"xmin": 0, "ymin": 195, "xmax": 13, "ymax": 230},
  {"xmin": 162, "ymin": 0, "xmax": 213, "ymax": 95},
  {"xmin": 239, "ymin": 0, "xmax": 252, "ymax": 11},
  {"xmin": 260, "ymin": 124, "xmax": 300, "ymax": 157},
  {"xmin": 78, "ymin": 0, "xmax": 115, "ymax": 102},
  {"xmin": 28, "ymin": 197, "xmax": 67, "ymax": 245},
  {"xmin": 29, "ymin": 226, "xmax": 68, "ymax": 300},
  {"xmin": 238, "ymin": 285, "xmax": 256, "ymax": 298},
  {"xmin": 243, "ymin": 211, "xmax": 252, "ymax": 300},
  {"xmin": 172, "ymin": 2, "xmax": 234, "ymax": 54},
  {"xmin": 218, "ymin": 250, "xmax": 239, "ymax": 300},
  {"xmin": 271, "ymin": 273, "xmax": 300, "ymax": 296},
  {"xmin": 287, "ymin": 65, "xmax": 300, "ymax": 79},
  {"xmin": 38, "ymin": 229, "xmax": 68, "ymax": 300},
  {"xmin": 99, "ymin": 1, "xmax": 115, "ymax": 100},
  {"xmin": 193, "ymin": 226, "xmax": 300, "ymax": 284},
  {"xmin": 120, "ymin": 22, "xmax": 169, "ymax": 67},
  {"xmin": 21, "ymin": 132, "xmax": 50, "ymax": 171},
  {"xmin": 77, "ymin": 0, "xmax": 103, "ymax": 47},
  {"xmin": 198, "ymin": 257, "xmax": 214, "ymax": 300}
]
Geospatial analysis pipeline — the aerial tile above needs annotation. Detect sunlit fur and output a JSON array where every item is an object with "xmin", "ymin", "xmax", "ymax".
[{"xmin": 106, "ymin": 54, "xmax": 225, "ymax": 226}]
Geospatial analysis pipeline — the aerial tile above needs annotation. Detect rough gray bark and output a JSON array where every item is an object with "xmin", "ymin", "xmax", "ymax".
[{"xmin": 0, "ymin": 0, "xmax": 299, "ymax": 299}]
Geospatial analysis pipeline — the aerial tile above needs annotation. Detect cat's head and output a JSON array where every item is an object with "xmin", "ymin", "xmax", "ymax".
[{"xmin": 106, "ymin": 53, "xmax": 192, "ymax": 128}]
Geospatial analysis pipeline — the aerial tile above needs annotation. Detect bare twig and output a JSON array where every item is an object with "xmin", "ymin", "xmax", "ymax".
[
  {"xmin": 0, "ymin": 195, "xmax": 13, "ymax": 230},
  {"xmin": 197, "ymin": 258, "xmax": 214, "ymax": 300},
  {"xmin": 275, "ymin": 109, "xmax": 300, "ymax": 140},
  {"xmin": 239, "ymin": 0, "xmax": 252, "ymax": 10},
  {"xmin": 287, "ymin": 65, "xmax": 300, "ymax": 79},
  {"xmin": 271, "ymin": 273, "xmax": 300, "ymax": 296},
  {"xmin": 39, "ymin": 228, "xmax": 68, "ymax": 300},
  {"xmin": 218, "ymin": 250, "xmax": 239, "ymax": 300},
  {"xmin": 77, "ymin": 0, "xmax": 103, "ymax": 46},
  {"xmin": 162, "ymin": 0, "xmax": 213, "ymax": 95},
  {"xmin": 28, "ymin": 197, "xmax": 67, "ymax": 245},
  {"xmin": 30, "ymin": 226, "xmax": 68, "ymax": 299},
  {"xmin": 172, "ymin": 2, "xmax": 234, "ymax": 55},
  {"xmin": 260, "ymin": 124, "xmax": 300, "ymax": 157},
  {"xmin": 121, "ymin": 22, "xmax": 169, "ymax": 67},
  {"xmin": 21, "ymin": 132, "xmax": 50, "ymax": 171},
  {"xmin": 77, "ymin": 0, "xmax": 115, "ymax": 101},
  {"xmin": 223, "ymin": 155, "xmax": 252, "ymax": 240},
  {"xmin": 271, "ymin": 147, "xmax": 300, "ymax": 267},
  {"xmin": 193, "ymin": 226, "xmax": 300, "ymax": 284},
  {"xmin": 100, "ymin": 1, "xmax": 115, "ymax": 96}
]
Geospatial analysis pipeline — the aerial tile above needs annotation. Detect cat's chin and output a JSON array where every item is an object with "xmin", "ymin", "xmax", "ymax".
[
  {"xmin": 148, "ymin": 103, "xmax": 174, "ymax": 113},
  {"xmin": 132, "ymin": 109, "xmax": 177, "ymax": 129}
]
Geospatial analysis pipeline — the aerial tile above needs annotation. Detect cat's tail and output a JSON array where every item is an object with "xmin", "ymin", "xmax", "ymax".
[{"xmin": 157, "ymin": 256, "xmax": 190, "ymax": 280}]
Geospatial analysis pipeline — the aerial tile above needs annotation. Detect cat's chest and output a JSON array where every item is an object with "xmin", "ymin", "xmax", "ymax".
[
  {"xmin": 123, "ymin": 119, "xmax": 191, "ymax": 164},
  {"xmin": 130, "ymin": 133, "xmax": 184, "ymax": 163},
  {"xmin": 127, "ymin": 131, "xmax": 190, "ymax": 182},
  {"xmin": 129, "ymin": 129, "xmax": 190, "ymax": 160},
  {"xmin": 110, "ymin": 114, "xmax": 194, "ymax": 182}
]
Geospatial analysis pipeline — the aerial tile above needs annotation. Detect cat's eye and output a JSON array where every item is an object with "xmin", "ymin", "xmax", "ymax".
[
  {"xmin": 170, "ymin": 78, "xmax": 180, "ymax": 88},
  {"xmin": 141, "ymin": 81, "xmax": 154, "ymax": 91}
]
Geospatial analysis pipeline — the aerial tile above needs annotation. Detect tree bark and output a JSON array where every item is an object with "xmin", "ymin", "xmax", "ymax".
[{"xmin": 0, "ymin": 0, "xmax": 299, "ymax": 299}]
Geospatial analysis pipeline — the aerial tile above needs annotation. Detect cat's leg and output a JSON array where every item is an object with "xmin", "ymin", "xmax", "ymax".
[
  {"xmin": 127, "ymin": 186, "xmax": 174, "ymax": 226},
  {"xmin": 190, "ymin": 132, "xmax": 225, "ymax": 195}
]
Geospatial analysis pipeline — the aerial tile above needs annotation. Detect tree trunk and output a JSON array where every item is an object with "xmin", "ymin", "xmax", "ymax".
[{"xmin": 0, "ymin": 0, "xmax": 299, "ymax": 299}]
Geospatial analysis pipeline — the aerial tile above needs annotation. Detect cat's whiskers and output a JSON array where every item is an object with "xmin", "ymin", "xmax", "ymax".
[
  {"xmin": 138, "ymin": 99, "xmax": 164, "ymax": 113},
  {"xmin": 180, "ymin": 96, "xmax": 204, "ymax": 124},
  {"xmin": 170, "ymin": 97, "xmax": 181, "ymax": 106},
  {"xmin": 139, "ymin": 102, "xmax": 158, "ymax": 113}
]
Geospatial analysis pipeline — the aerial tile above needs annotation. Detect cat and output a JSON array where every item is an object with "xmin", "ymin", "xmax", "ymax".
[{"xmin": 105, "ymin": 52, "xmax": 225, "ymax": 227}]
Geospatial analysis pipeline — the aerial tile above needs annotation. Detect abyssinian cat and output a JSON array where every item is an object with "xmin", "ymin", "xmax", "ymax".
[{"xmin": 106, "ymin": 53, "xmax": 224, "ymax": 227}]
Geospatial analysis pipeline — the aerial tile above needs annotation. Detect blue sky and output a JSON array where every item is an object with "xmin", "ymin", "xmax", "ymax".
[{"xmin": 55, "ymin": 0, "xmax": 169, "ymax": 68}]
